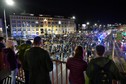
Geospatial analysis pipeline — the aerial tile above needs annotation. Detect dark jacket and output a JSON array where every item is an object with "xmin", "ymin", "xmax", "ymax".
[
  {"xmin": 4, "ymin": 48, "xmax": 18, "ymax": 70},
  {"xmin": 24, "ymin": 47, "xmax": 53, "ymax": 84},
  {"xmin": 86, "ymin": 57, "xmax": 122, "ymax": 84}
]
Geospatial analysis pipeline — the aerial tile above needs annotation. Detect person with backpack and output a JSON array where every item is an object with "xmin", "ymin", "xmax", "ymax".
[
  {"xmin": 86, "ymin": 45, "xmax": 122, "ymax": 84},
  {"xmin": 17, "ymin": 40, "xmax": 32, "ymax": 84}
]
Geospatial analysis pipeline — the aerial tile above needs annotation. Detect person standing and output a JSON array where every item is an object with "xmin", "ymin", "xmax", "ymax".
[
  {"xmin": 86, "ymin": 45, "xmax": 122, "ymax": 84},
  {"xmin": 5, "ymin": 40, "xmax": 18, "ymax": 84},
  {"xmin": 0, "ymin": 43, "xmax": 6, "ymax": 84},
  {"xmin": 66, "ymin": 46, "xmax": 87, "ymax": 84},
  {"xmin": 0, "ymin": 37, "xmax": 5, "ymax": 44},
  {"xmin": 23, "ymin": 36, "xmax": 53, "ymax": 84}
]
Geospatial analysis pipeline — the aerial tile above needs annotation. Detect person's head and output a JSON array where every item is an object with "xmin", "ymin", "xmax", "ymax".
[
  {"xmin": 26, "ymin": 40, "xmax": 32, "ymax": 46},
  {"xmin": 6, "ymin": 40, "xmax": 15, "ymax": 50},
  {"xmin": 0, "ymin": 37, "xmax": 5, "ymax": 43},
  {"xmin": 33, "ymin": 36, "xmax": 42, "ymax": 47},
  {"xmin": 0, "ymin": 43, "xmax": 5, "ymax": 52},
  {"xmin": 96, "ymin": 45, "xmax": 105, "ymax": 56},
  {"xmin": 74, "ymin": 46, "xmax": 84, "ymax": 58}
]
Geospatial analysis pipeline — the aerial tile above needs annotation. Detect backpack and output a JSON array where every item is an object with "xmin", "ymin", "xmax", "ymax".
[{"xmin": 92, "ymin": 60, "xmax": 112, "ymax": 84}]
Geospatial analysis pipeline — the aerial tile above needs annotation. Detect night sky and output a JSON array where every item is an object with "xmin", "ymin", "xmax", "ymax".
[{"xmin": 0, "ymin": 0, "xmax": 126, "ymax": 24}]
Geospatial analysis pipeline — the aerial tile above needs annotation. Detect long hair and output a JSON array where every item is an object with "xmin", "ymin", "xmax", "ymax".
[{"xmin": 74, "ymin": 46, "xmax": 84, "ymax": 58}]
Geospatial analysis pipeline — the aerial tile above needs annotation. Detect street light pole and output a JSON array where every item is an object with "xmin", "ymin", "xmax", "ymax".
[
  {"xmin": 4, "ymin": 0, "xmax": 15, "ymax": 41},
  {"xmin": 4, "ymin": 8, "xmax": 8, "ymax": 41}
]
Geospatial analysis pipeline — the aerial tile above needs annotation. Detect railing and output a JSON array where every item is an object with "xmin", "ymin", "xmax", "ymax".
[
  {"xmin": 51, "ymin": 59, "xmax": 68, "ymax": 84},
  {"xmin": 3, "ymin": 76, "xmax": 24, "ymax": 84},
  {"xmin": 16, "ymin": 59, "xmax": 69, "ymax": 84}
]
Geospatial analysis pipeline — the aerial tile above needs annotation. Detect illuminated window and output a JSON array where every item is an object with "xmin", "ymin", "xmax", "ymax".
[
  {"xmin": 31, "ymin": 24, "xmax": 35, "ymax": 27},
  {"xmin": 12, "ymin": 32, "xmax": 17, "ymax": 36},
  {"xmin": 18, "ymin": 28, "xmax": 21, "ymax": 31},
  {"xmin": 48, "ymin": 25, "xmax": 51, "ymax": 27},
  {"xmin": 27, "ymin": 21, "xmax": 30, "ymax": 23},
  {"xmin": 23, "ymin": 28, "xmax": 26, "ymax": 31},
  {"xmin": 48, "ymin": 22, "xmax": 51, "ymax": 24},
  {"xmin": 31, "ymin": 21, "xmax": 34, "ymax": 23},
  {"xmin": 36, "ymin": 29, "xmax": 39, "ymax": 31},
  {"xmin": 12, "ymin": 24, "xmax": 16, "ymax": 27},
  {"xmin": 40, "ymin": 25, "xmax": 43, "ymax": 27},
  {"xmin": 12, "ymin": 20, "xmax": 16, "ymax": 23},
  {"xmin": 36, "ymin": 32, "xmax": 39, "ymax": 35},
  {"xmin": 36, "ymin": 24, "xmax": 39, "ymax": 27},
  {"xmin": 12, "ymin": 28, "xmax": 16, "ymax": 31},
  {"xmin": 17, "ymin": 24, "xmax": 21, "ymax": 27},
  {"xmin": 17, "ymin": 20, "xmax": 21, "ymax": 23},
  {"xmin": 31, "ymin": 29, "xmax": 34, "ymax": 31},
  {"xmin": 40, "ymin": 22, "xmax": 43, "ymax": 24},
  {"xmin": 28, "ymin": 28, "xmax": 30, "ymax": 31}
]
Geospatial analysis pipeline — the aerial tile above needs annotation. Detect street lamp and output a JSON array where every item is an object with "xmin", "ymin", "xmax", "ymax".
[
  {"xmin": 72, "ymin": 16, "xmax": 76, "ymax": 19},
  {"xmin": 86, "ymin": 22, "xmax": 90, "ymax": 25},
  {"xmin": 71, "ymin": 16, "xmax": 76, "ymax": 33},
  {"xmin": 94, "ymin": 23, "xmax": 97, "ymax": 26},
  {"xmin": 5, "ymin": 0, "xmax": 15, "ymax": 6},
  {"xmin": 4, "ymin": 0, "xmax": 15, "ymax": 41},
  {"xmin": 58, "ymin": 21, "xmax": 62, "ymax": 33}
]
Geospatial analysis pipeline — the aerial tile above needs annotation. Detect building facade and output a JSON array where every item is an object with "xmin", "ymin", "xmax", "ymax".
[{"xmin": 10, "ymin": 14, "xmax": 76, "ymax": 39}]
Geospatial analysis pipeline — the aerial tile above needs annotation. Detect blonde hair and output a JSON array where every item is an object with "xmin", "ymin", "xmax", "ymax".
[{"xmin": 6, "ymin": 40, "xmax": 14, "ymax": 48}]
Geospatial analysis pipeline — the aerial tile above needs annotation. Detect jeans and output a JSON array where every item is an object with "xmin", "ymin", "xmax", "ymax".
[{"xmin": 10, "ymin": 68, "xmax": 18, "ymax": 84}]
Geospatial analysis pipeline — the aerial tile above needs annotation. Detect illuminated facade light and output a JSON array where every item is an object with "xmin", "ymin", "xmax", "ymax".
[
  {"xmin": 30, "ymin": 14, "xmax": 34, "ymax": 16},
  {"xmin": 58, "ymin": 21, "xmax": 61, "ymax": 25},
  {"xmin": 39, "ymin": 14, "xmax": 43, "ymax": 16},
  {"xmin": 82, "ymin": 24, "xmax": 86, "ymax": 27},
  {"xmin": 44, "ymin": 18, "xmax": 47, "ymax": 22},
  {"xmin": 72, "ymin": 16, "xmax": 76, "ymax": 19},
  {"xmin": 10, "ymin": 15, "xmax": 76, "ymax": 39},
  {"xmin": 35, "ymin": 21, "xmax": 39, "ymax": 24}
]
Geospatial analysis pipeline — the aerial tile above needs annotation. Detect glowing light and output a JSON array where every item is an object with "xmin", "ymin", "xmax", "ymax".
[
  {"xmin": 72, "ymin": 16, "xmax": 76, "ymax": 19},
  {"xmin": 86, "ymin": 22, "xmax": 90, "ymax": 25},
  {"xmin": 94, "ymin": 23, "xmax": 97, "ymax": 26},
  {"xmin": 82, "ymin": 24, "xmax": 86, "ymax": 27},
  {"xmin": 44, "ymin": 19, "xmax": 47, "ymax": 22},
  {"xmin": 35, "ymin": 21, "xmax": 39, "ymax": 24},
  {"xmin": 58, "ymin": 21, "xmax": 61, "ymax": 24},
  {"xmin": 5, "ymin": 0, "xmax": 15, "ymax": 6}
]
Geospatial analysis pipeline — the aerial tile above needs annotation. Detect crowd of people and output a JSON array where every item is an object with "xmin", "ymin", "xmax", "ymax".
[{"xmin": 0, "ymin": 31, "xmax": 126, "ymax": 84}]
